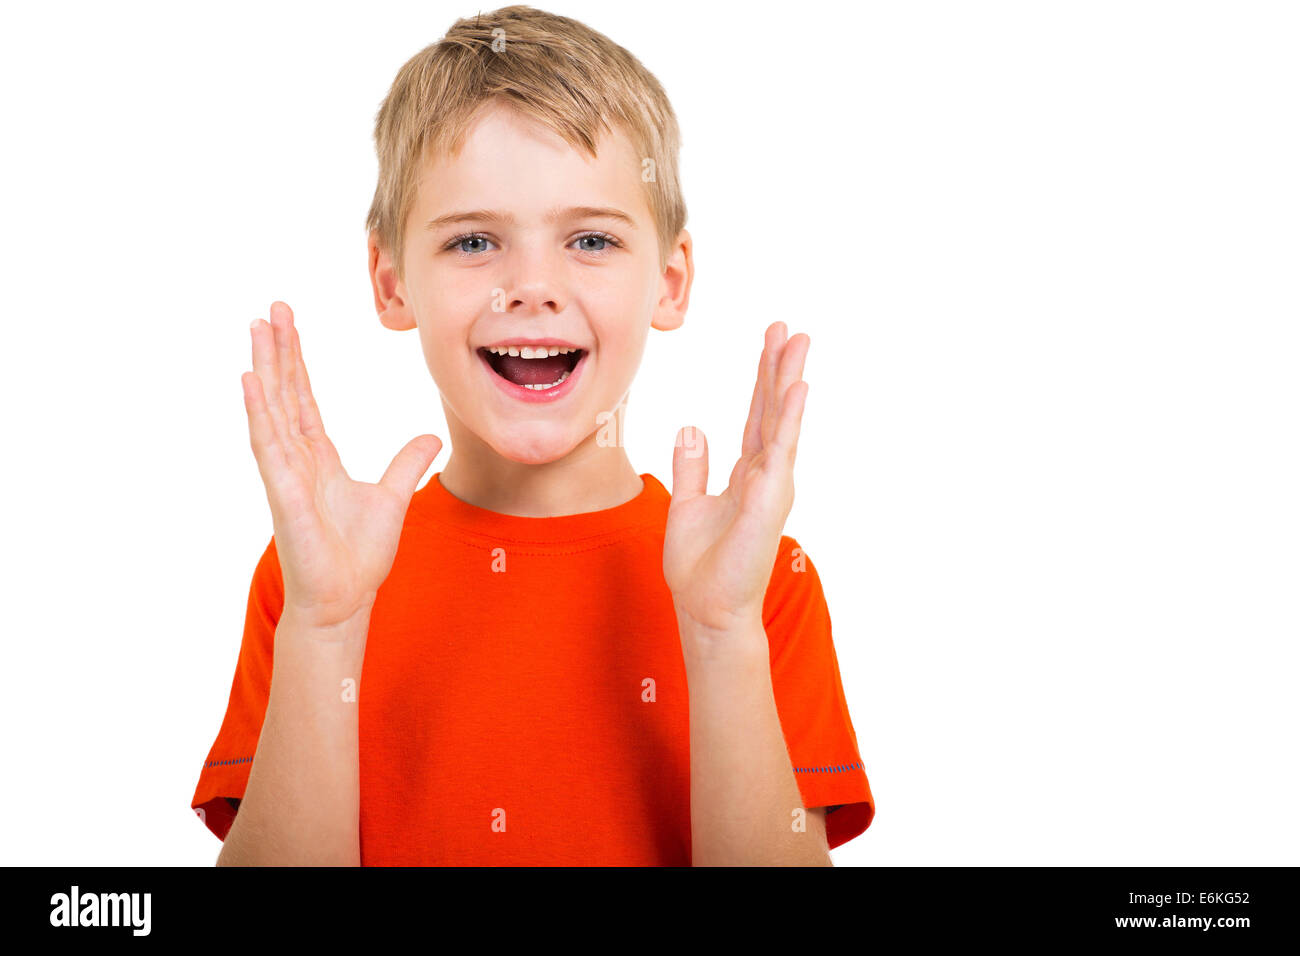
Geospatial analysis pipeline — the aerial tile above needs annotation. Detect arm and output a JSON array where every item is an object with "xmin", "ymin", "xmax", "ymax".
[
  {"xmin": 216, "ymin": 607, "xmax": 370, "ymax": 866},
  {"xmin": 219, "ymin": 301, "xmax": 440, "ymax": 865},
  {"xmin": 681, "ymin": 619, "xmax": 832, "ymax": 866},
  {"xmin": 664, "ymin": 321, "xmax": 827, "ymax": 866}
]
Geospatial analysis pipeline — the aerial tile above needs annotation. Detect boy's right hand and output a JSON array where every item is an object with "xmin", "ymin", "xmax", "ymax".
[{"xmin": 241, "ymin": 301, "xmax": 442, "ymax": 632}]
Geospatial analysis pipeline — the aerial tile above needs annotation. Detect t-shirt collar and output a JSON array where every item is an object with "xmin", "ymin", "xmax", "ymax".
[{"xmin": 409, "ymin": 471, "xmax": 670, "ymax": 545}]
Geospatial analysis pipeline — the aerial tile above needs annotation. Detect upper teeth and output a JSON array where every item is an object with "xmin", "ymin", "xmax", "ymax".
[{"xmin": 486, "ymin": 345, "xmax": 580, "ymax": 358}]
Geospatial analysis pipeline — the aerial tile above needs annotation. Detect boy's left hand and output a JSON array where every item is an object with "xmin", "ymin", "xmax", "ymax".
[{"xmin": 664, "ymin": 322, "xmax": 810, "ymax": 643}]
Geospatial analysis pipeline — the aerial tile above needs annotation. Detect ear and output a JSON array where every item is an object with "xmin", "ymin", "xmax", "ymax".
[
  {"xmin": 650, "ymin": 228, "xmax": 694, "ymax": 332},
  {"xmin": 368, "ymin": 230, "xmax": 417, "ymax": 331}
]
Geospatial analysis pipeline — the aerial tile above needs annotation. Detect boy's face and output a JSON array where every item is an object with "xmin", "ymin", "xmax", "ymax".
[{"xmin": 376, "ymin": 101, "xmax": 689, "ymax": 466}]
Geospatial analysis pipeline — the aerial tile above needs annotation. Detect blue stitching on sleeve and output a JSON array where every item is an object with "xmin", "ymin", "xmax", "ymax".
[
  {"xmin": 792, "ymin": 761, "xmax": 863, "ymax": 775},
  {"xmin": 205, "ymin": 756, "xmax": 253, "ymax": 769}
]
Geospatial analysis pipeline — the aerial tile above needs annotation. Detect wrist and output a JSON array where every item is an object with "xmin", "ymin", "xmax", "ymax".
[
  {"xmin": 279, "ymin": 600, "xmax": 374, "ymax": 643},
  {"xmin": 672, "ymin": 596, "xmax": 763, "ymax": 634},
  {"xmin": 674, "ymin": 603, "xmax": 768, "ymax": 664}
]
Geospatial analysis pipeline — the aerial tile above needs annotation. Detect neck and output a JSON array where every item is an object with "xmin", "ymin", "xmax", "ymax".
[{"xmin": 437, "ymin": 406, "xmax": 643, "ymax": 517}]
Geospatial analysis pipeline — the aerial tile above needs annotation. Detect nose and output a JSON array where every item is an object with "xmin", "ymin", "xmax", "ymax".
[{"xmin": 498, "ymin": 241, "xmax": 565, "ymax": 316}]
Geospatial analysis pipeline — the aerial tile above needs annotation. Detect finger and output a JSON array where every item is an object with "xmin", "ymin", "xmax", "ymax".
[
  {"xmin": 270, "ymin": 301, "xmax": 300, "ymax": 435},
  {"xmin": 251, "ymin": 317, "xmax": 288, "ymax": 442},
  {"xmin": 766, "ymin": 332, "xmax": 809, "ymax": 446},
  {"xmin": 740, "ymin": 336, "xmax": 768, "ymax": 458},
  {"xmin": 670, "ymin": 425, "xmax": 709, "ymax": 504},
  {"xmin": 775, "ymin": 332, "xmax": 809, "ymax": 401},
  {"xmin": 290, "ymin": 322, "xmax": 326, "ymax": 439},
  {"xmin": 242, "ymin": 368, "xmax": 289, "ymax": 479},
  {"xmin": 379, "ymin": 435, "xmax": 443, "ymax": 502},
  {"xmin": 760, "ymin": 322, "xmax": 788, "ymax": 446},
  {"xmin": 771, "ymin": 380, "xmax": 809, "ymax": 466}
]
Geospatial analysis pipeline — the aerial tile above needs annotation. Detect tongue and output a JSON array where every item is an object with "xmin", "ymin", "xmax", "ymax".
[{"xmin": 496, "ymin": 354, "xmax": 570, "ymax": 386}]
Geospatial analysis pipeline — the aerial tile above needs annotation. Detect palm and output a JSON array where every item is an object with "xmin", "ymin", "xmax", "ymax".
[
  {"xmin": 242, "ymin": 301, "xmax": 441, "ymax": 627},
  {"xmin": 664, "ymin": 323, "xmax": 810, "ymax": 631},
  {"xmin": 269, "ymin": 446, "xmax": 412, "ymax": 620}
]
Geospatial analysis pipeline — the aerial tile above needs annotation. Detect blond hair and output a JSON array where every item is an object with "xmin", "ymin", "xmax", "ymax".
[{"xmin": 364, "ymin": 4, "xmax": 687, "ymax": 282}]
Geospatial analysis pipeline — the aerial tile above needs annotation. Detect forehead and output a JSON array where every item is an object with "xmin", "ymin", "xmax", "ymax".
[{"xmin": 413, "ymin": 102, "xmax": 649, "ymax": 223}]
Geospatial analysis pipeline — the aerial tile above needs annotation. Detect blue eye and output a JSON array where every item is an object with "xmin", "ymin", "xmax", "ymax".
[
  {"xmin": 442, "ymin": 231, "xmax": 623, "ymax": 257},
  {"xmin": 572, "ymin": 232, "xmax": 622, "ymax": 253},
  {"xmin": 454, "ymin": 235, "xmax": 494, "ymax": 254}
]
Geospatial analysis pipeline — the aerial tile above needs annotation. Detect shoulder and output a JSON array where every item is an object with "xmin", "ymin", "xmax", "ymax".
[
  {"xmin": 252, "ymin": 534, "xmax": 285, "ymax": 605},
  {"xmin": 762, "ymin": 534, "xmax": 832, "ymax": 650},
  {"xmin": 764, "ymin": 534, "xmax": 825, "ymax": 612},
  {"xmin": 238, "ymin": 534, "xmax": 285, "ymax": 653}
]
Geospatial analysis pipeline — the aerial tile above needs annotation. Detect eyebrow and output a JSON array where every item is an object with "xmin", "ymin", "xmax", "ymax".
[{"xmin": 425, "ymin": 205, "xmax": 638, "ymax": 231}]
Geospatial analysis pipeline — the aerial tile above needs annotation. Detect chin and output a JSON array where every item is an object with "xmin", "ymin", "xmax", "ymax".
[{"xmin": 487, "ymin": 424, "xmax": 583, "ymax": 466}]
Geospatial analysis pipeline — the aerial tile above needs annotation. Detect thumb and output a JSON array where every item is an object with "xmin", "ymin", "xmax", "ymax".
[
  {"xmin": 379, "ymin": 434, "xmax": 443, "ymax": 502},
  {"xmin": 670, "ymin": 426, "xmax": 709, "ymax": 504}
]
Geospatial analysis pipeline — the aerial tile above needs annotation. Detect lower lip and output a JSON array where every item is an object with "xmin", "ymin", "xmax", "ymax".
[{"xmin": 477, "ymin": 349, "xmax": 587, "ymax": 404}]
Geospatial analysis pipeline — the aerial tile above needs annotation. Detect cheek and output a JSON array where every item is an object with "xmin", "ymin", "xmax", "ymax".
[
  {"xmin": 580, "ymin": 343, "xmax": 641, "ymax": 420},
  {"xmin": 606, "ymin": 345, "xmax": 639, "ymax": 382},
  {"xmin": 416, "ymin": 328, "xmax": 469, "ymax": 390}
]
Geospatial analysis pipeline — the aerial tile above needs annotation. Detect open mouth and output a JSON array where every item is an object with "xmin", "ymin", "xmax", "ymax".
[{"xmin": 478, "ymin": 345, "xmax": 586, "ymax": 391}]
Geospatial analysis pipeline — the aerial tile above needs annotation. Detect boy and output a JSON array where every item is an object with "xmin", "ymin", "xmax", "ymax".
[{"xmin": 191, "ymin": 4, "xmax": 874, "ymax": 866}]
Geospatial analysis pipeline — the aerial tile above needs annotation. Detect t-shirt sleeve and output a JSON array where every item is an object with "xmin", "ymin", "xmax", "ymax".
[
  {"xmin": 763, "ymin": 534, "xmax": 875, "ymax": 851},
  {"xmin": 190, "ymin": 534, "xmax": 282, "ymax": 841}
]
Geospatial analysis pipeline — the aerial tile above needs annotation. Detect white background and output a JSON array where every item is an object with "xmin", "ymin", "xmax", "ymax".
[{"xmin": 1, "ymin": 0, "xmax": 1295, "ymax": 866}]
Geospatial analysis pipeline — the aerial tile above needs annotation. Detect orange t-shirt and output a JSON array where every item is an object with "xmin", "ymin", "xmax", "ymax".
[{"xmin": 191, "ymin": 472, "xmax": 874, "ymax": 864}]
